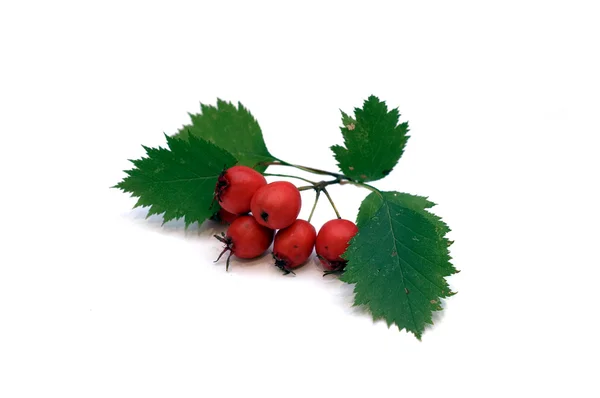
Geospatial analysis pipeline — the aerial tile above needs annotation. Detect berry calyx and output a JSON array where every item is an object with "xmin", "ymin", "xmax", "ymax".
[
  {"xmin": 272, "ymin": 219, "xmax": 316, "ymax": 275},
  {"xmin": 211, "ymin": 208, "xmax": 242, "ymax": 224},
  {"xmin": 215, "ymin": 165, "xmax": 266, "ymax": 215},
  {"xmin": 315, "ymin": 219, "xmax": 359, "ymax": 273},
  {"xmin": 250, "ymin": 181, "xmax": 301, "ymax": 229},
  {"xmin": 214, "ymin": 215, "xmax": 274, "ymax": 270}
]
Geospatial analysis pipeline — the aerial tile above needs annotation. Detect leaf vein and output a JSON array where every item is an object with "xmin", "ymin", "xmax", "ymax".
[{"xmin": 383, "ymin": 202, "xmax": 418, "ymax": 331}]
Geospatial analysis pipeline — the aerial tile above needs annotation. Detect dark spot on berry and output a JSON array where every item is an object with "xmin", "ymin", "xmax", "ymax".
[
  {"xmin": 293, "ymin": 244, "xmax": 298, "ymax": 248},
  {"xmin": 382, "ymin": 169, "xmax": 392, "ymax": 176},
  {"xmin": 260, "ymin": 211, "xmax": 269, "ymax": 222}
]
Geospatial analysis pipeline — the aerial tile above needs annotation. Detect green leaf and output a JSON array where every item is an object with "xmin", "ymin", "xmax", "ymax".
[
  {"xmin": 331, "ymin": 95, "xmax": 409, "ymax": 182},
  {"xmin": 355, "ymin": 192, "xmax": 437, "ymax": 228},
  {"xmin": 340, "ymin": 191, "xmax": 457, "ymax": 339},
  {"xmin": 115, "ymin": 134, "xmax": 237, "ymax": 227},
  {"xmin": 175, "ymin": 99, "xmax": 276, "ymax": 172}
]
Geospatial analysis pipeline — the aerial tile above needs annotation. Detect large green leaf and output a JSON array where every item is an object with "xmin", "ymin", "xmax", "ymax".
[
  {"xmin": 340, "ymin": 191, "xmax": 457, "ymax": 339},
  {"xmin": 175, "ymin": 99, "xmax": 276, "ymax": 172},
  {"xmin": 115, "ymin": 134, "xmax": 236, "ymax": 226},
  {"xmin": 331, "ymin": 96, "xmax": 409, "ymax": 182}
]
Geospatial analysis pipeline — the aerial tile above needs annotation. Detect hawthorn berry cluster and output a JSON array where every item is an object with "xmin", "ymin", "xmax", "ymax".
[
  {"xmin": 114, "ymin": 96, "xmax": 458, "ymax": 338},
  {"xmin": 212, "ymin": 165, "xmax": 358, "ymax": 275}
]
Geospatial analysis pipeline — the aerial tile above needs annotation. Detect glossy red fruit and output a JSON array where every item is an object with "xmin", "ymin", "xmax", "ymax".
[
  {"xmin": 214, "ymin": 215, "xmax": 274, "ymax": 270},
  {"xmin": 272, "ymin": 220, "xmax": 316, "ymax": 274},
  {"xmin": 250, "ymin": 181, "xmax": 301, "ymax": 229},
  {"xmin": 315, "ymin": 219, "xmax": 359, "ymax": 272},
  {"xmin": 215, "ymin": 165, "xmax": 267, "ymax": 215}
]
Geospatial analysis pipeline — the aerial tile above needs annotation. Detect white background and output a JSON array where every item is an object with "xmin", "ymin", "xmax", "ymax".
[{"xmin": 1, "ymin": 1, "xmax": 599, "ymax": 397}]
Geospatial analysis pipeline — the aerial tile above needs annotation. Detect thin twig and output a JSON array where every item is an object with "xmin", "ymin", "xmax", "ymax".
[
  {"xmin": 308, "ymin": 190, "xmax": 321, "ymax": 223},
  {"xmin": 348, "ymin": 181, "xmax": 383, "ymax": 196},
  {"xmin": 263, "ymin": 173, "xmax": 316, "ymax": 185},
  {"xmin": 322, "ymin": 188, "xmax": 341, "ymax": 219},
  {"xmin": 259, "ymin": 160, "xmax": 382, "ymax": 197},
  {"xmin": 261, "ymin": 160, "xmax": 346, "ymax": 179}
]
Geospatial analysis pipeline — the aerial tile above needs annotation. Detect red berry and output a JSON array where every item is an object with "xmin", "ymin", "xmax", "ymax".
[
  {"xmin": 214, "ymin": 215, "xmax": 274, "ymax": 270},
  {"xmin": 212, "ymin": 208, "xmax": 242, "ymax": 224},
  {"xmin": 250, "ymin": 181, "xmax": 301, "ymax": 229},
  {"xmin": 315, "ymin": 219, "xmax": 359, "ymax": 272},
  {"xmin": 215, "ymin": 165, "xmax": 266, "ymax": 215},
  {"xmin": 272, "ymin": 220, "xmax": 316, "ymax": 274}
]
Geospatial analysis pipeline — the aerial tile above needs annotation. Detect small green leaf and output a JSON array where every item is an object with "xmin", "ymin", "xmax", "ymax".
[
  {"xmin": 355, "ymin": 192, "xmax": 436, "ymax": 228},
  {"xmin": 331, "ymin": 95, "xmax": 409, "ymax": 182},
  {"xmin": 175, "ymin": 99, "xmax": 276, "ymax": 172},
  {"xmin": 115, "ymin": 134, "xmax": 237, "ymax": 226},
  {"xmin": 340, "ymin": 191, "xmax": 457, "ymax": 339}
]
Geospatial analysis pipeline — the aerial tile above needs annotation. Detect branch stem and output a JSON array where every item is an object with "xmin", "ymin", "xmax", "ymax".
[
  {"xmin": 348, "ymin": 181, "xmax": 382, "ymax": 196},
  {"xmin": 263, "ymin": 173, "xmax": 316, "ymax": 185},
  {"xmin": 262, "ymin": 160, "xmax": 346, "ymax": 179},
  {"xmin": 259, "ymin": 160, "xmax": 384, "ymax": 211},
  {"xmin": 308, "ymin": 190, "xmax": 320, "ymax": 223},
  {"xmin": 322, "ymin": 188, "xmax": 341, "ymax": 219}
]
